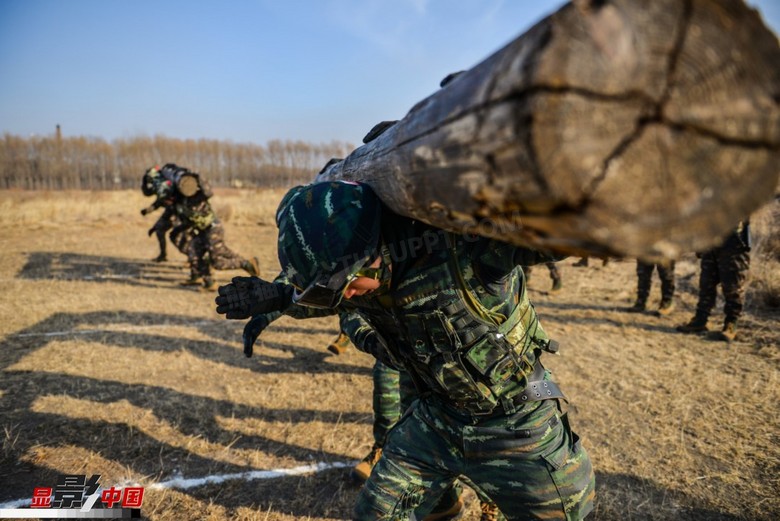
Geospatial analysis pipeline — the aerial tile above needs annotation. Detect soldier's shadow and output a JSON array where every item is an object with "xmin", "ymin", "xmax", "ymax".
[
  {"xmin": 0, "ymin": 310, "xmax": 371, "ymax": 508},
  {"xmin": 17, "ymin": 251, "xmax": 191, "ymax": 289}
]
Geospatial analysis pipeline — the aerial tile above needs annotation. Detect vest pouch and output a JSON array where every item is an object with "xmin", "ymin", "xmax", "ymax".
[
  {"xmin": 465, "ymin": 332, "xmax": 524, "ymax": 390},
  {"xmin": 503, "ymin": 302, "xmax": 547, "ymax": 360},
  {"xmin": 423, "ymin": 310, "xmax": 461, "ymax": 353},
  {"xmin": 429, "ymin": 354, "xmax": 496, "ymax": 409},
  {"xmin": 464, "ymin": 330, "xmax": 511, "ymax": 375},
  {"xmin": 402, "ymin": 315, "xmax": 434, "ymax": 364}
]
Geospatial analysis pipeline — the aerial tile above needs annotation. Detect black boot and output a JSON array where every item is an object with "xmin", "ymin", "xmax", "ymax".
[
  {"xmin": 626, "ymin": 299, "xmax": 646, "ymax": 313},
  {"xmin": 676, "ymin": 315, "xmax": 708, "ymax": 333}
]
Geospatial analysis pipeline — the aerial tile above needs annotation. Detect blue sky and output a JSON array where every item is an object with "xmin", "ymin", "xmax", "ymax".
[{"xmin": 1, "ymin": 0, "xmax": 778, "ymax": 146}]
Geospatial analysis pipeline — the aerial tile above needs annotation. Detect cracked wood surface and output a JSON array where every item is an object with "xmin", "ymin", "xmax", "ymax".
[{"xmin": 317, "ymin": 0, "xmax": 780, "ymax": 260}]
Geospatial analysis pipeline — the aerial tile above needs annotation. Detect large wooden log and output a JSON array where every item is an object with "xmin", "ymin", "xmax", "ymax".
[{"xmin": 317, "ymin": 0, "xmax": 780, "ymax": 260}]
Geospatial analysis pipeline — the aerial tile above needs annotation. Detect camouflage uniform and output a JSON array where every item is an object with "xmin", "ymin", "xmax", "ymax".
[
  {"xmin": 632, "ymin": 260, "xmax": 675, "ymax": 312},
  {"xmin": 271, "ymin": 182, "xmax": 595, "ymax": 520},
  {"xmin": 141, "ymin": 165, "xmax": 190, "ymax": 261},
  {"xmin": 172, "ymin": 173, "xmax": 257, "ymax": 287},
  {"xmin": 679, "ymin": 221, "xmax": 751, "ymax": 337},
  {"xmin": 341, "ymin": 314, "xmax": 501, "ymax": 521}
]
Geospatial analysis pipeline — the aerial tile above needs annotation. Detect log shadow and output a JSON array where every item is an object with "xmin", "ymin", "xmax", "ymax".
[{"xmin": 2, "ymin": 311, "xmax": 367, "ymax": 377}]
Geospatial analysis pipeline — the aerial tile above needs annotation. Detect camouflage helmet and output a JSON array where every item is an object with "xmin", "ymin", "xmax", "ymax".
[
  {"xmin": 141, "ymin": 165, "xmax": 161, "ymax": 196},
  {"xmin": 276, "ymin": 181, "xmax": 382, "ymax": 307}
]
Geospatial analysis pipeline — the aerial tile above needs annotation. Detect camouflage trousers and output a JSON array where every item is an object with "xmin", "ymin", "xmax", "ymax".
[
  {"xmin": 354, "ymin": 393, "xmax": 595, "ymax": 520},
  {"xmin": 372, "ymin": 362, "xmax": 415, "ymax": 446},
  {"xmin": 187, "ymin": 223, "xmax": 247, "ymax": 279},
  {"xmin": 370, "ymin": 362, "xmax": 494, "ymax": 519},
  {"xmin": 169, "ymin": 224, "xmax": 192, "ymax": 256},
  {"xmin": 695, "ymin": 247, "xmax": 750, "ymax": 323},
  {"xmin": 636, "ymin": 260, "xmax": 675, "ymax": 303}
]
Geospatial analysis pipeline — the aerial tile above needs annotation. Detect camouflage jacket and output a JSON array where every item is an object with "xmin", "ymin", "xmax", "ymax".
[
  {"xmin": 283, "ymin": 210, "xmax": 562, "ymax": 414},
  {"xmin": 173, "ymin": 178, "xmax": 217, "ymax": 231}
]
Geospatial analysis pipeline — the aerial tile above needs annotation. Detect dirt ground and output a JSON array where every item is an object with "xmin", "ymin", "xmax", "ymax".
[{"xmin": 0, "ymin": 190, "xmax": 778, "ymax": 520}]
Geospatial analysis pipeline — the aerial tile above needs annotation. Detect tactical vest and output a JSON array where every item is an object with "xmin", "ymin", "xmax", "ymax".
[
  {"xmin": 175, "ymin": 199, "xmax": 216, "ymax": 231},
  {"xmin": 356, "ymin": 238, "xmax": 554, "ymax": 415}
]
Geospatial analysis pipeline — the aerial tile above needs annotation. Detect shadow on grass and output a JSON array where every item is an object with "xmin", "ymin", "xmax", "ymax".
[
  {"xmin": 17, "ymin": 251, "xmax": 192, "ymax": 290},
  {"xmin": 592, "ymin": 471, "xmax": 748, "ymax": 521},
  {"xmin": 0, "ymin": 310, "xmax": 370, "ymax": 505}
]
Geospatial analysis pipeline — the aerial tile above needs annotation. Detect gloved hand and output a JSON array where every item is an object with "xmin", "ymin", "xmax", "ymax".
[
  {"xmin": 242, "ymin": 314, "xmax": 270, "ymax": 357},
  {"xmin": 147, "ymin": 226, "xmax": 156, "ymax": 237},
  {"xmin": 215, "ymin": 276, "xmax": 292, "ymax": 320}
]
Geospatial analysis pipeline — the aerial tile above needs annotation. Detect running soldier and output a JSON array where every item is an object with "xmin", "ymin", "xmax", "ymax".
[
  {"xmin": 677, "ymin": 220, "xmax": 751, "ymax": 341},
  {"xmin": 216, "ymin": 181, "xmax": 594, "ymax": 520},
  {"xmin": 140, "ymin": 164, "xmax": 190, "ymax": 262},
  {"xmin": 144, "ymin": 164, "xmax": 260, "ymax": 290},
  {"xmin": 627, "ymin": 260, "xmax": 676, "ymax": 315}
]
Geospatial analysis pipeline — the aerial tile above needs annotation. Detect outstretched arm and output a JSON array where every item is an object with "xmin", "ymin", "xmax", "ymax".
[
  {"xmin": 215, "ymin": 276, "xmax": 294, "ymax": 320},
  {"xmin": 217, "ymin": 272, "xmax": 341, "ymax": 357}
]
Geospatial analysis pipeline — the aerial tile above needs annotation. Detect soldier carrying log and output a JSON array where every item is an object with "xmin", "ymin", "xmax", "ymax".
[
  {"xmin": 142, "ymin": 163, "xmax": 260, "ymax": 290},
  {"xmin": 217, "ymin": 181, "xmax": 594, "ymax": 519},
  {"xmin": 140, "ymin": 164, "xmax": 190, "ymax": 263},
  {"xmin": 214, "ymin": 0, "xmax": 779, "ymax": 519}
]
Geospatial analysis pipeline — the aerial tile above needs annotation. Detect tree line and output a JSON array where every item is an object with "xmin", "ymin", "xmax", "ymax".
[{"xmin": 0, "ymin": 133, "xmax": 355, "ymax": 190}]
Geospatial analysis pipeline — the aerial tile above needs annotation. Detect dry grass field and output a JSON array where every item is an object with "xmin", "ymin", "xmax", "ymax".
[{"xmin": 0, "ymin": 189, "xmax": 778, "ymax": 521}]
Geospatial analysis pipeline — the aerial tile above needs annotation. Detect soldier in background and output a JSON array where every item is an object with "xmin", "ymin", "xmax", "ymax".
[
  {"xmin": 524, "ymin": 261, "xmax": 563, "ymax": 293},
  {"xmin": 143, "ymin": 164, "xmax": 260, "ymax": 290},
  {"xmin": 627, "ymin": 260, "xmax": 676, "ymax": 315},
  {"xmin": 677, "ymin": 220, "xmax": 751, "ymax": 341},
  {"xmin": 572, "ymin": 256, "xmax": 609, "ymax": 268},
  {"xmin": 140, "ymin": 165, "xmax": 188, "ymax": 262}
]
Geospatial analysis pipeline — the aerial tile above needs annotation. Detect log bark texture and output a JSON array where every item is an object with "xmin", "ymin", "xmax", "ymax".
[{"xmin": 316, "ymin": 0, "xmax": 780, "ymax": 260}]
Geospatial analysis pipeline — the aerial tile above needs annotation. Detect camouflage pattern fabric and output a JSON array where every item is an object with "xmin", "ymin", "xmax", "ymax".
[
  {"xmin": 635, "ymin": 260, "xmax": 675, "ymax": 304},
  {"xmin": 276, "ymin": 181, "xmax": 381, "ymax": 288},
  {"xmin": 694, "ymin": 223, "xmax": 751, "ymax": 324},
  {"xmin": 174, "ymin": 190, "xmax": 216, "ymax": 232},
  {"xmin": 371, "ymin": 361, "xmax": 402, "ymax": 446},
  {"xmin": 339, "ymin": 313, "xmax": 412, "ymax": 445},
  {"xmin": 340, "ymin": 314, "xmax": 502, "ymax": 520},
  {"xmin": 354, "ymin": 396, "xmax": 594, "ymax": 520},
  {"xmin": 169, "ymin": 222, "xmax": 193, "ymax": 256},
  {"xmin": 276, "ymin": 183, "xmax": 594, "ymax": 520},
  {"xmin": 166, "ymin": 175, "xmax": 247, "ymax": 280},
  {"xmin": 187, "ymin": 221, "xmax": 247, "ymax": 279}
]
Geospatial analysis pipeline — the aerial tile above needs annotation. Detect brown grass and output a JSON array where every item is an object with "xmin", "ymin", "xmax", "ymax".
[{"xmin": 0, "ymin": 190, "xmax": 778, "ymax": 520}]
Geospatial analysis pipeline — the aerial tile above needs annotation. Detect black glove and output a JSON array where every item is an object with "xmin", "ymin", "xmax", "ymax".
[
  {"xmin": 215, "ymin": 276, "xmax": 293, "ymax": 320},
  {"xmin": 242, "ymin": 314, "xmax": 271, "ymax": 358}
]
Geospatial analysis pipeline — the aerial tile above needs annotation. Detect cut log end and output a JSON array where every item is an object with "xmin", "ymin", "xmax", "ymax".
[{"xmin": 318, "ymin": 0, "xmax": 780, "ymax": 260}]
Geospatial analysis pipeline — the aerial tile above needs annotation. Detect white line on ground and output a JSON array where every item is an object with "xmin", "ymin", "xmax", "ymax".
[{"xmin": 0, "ymin": 461, "xmax": 355, "ymax": 509}]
